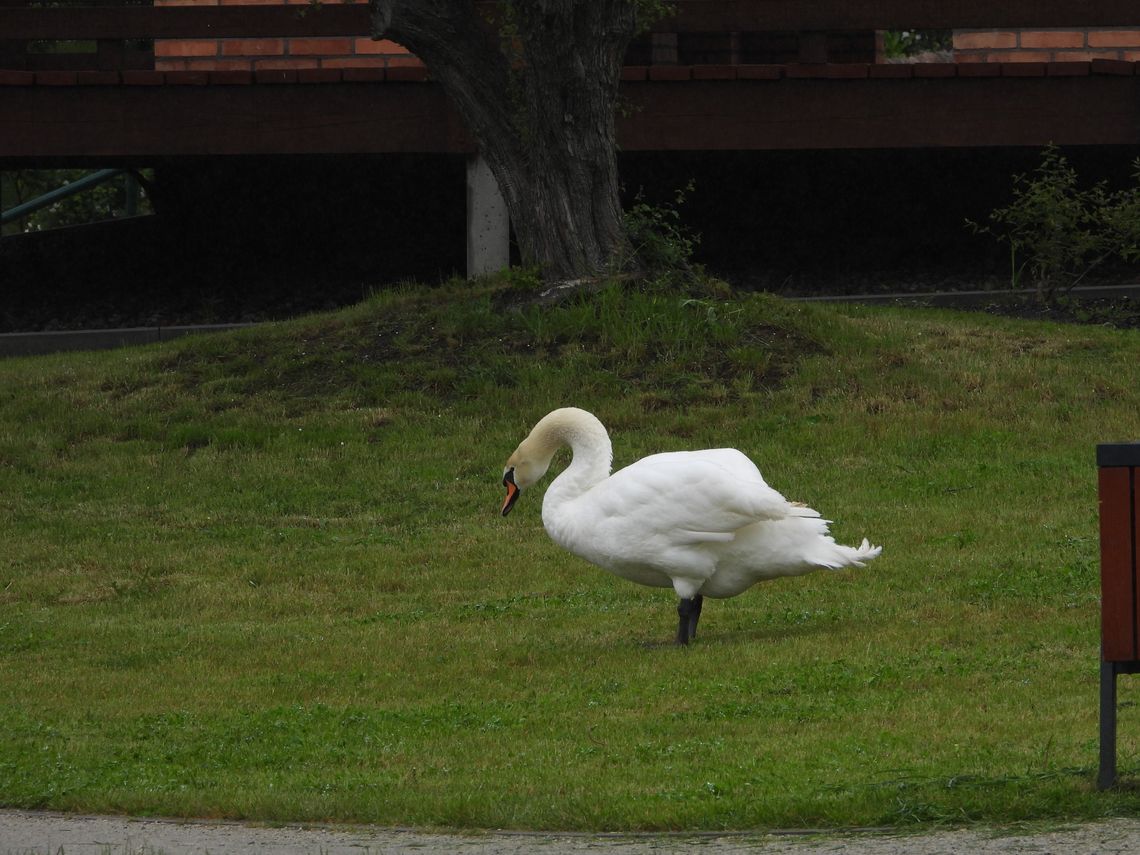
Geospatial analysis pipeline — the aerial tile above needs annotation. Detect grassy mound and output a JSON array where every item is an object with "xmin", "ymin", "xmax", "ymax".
[{"xmin": 2, "ymin": 276, "xmax": 1140, "ymax": 829}]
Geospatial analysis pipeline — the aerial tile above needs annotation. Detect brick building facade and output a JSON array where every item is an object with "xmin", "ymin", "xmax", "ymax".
[
  {"xmin": 151, "ymin": 3, "xmax": 1140, "ymax": 72},
  {"xmin": 154, "ymin": 0, "xmax": 419, "ymax": 73},
  {"xmin": 954, "ymin": 28, "xmax": 1140, "ymax": 64}
]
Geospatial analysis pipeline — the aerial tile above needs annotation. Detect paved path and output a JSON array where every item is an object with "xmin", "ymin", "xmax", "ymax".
[{"xmin": 2, "ymin": 811, "xmax": 1140, "ymax": 855}]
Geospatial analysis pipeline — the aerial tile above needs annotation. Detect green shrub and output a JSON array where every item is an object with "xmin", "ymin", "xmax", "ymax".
[
  {"xmin": 968, "ymin": 145, "xmax": 1140, "ymax": 303},
  {"xmin": 882, "ymin": 30, "xmax": 952, "ymax": 59},
  {"xmin": 623, "ymin": 181, "xmax": 700, "ymax": 278}
]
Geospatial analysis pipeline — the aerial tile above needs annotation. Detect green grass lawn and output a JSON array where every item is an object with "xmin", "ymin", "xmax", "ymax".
[{"xmin": 2, "ymin": 277, "xmax": 1140, "ymax": 830}]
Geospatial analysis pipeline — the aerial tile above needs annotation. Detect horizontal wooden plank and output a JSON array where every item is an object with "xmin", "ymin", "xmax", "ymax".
[
  {"xmin": 617, "ymin": 73, "xmax": 1140, "ymax": 150},
  {"xmin": 655, "ymin": 0, "xmax": 1140, "ymax": 32},
  {"xmin": 5, "ymin": 1, "xmax": 1140, "ymax": 41},
  {"xmin": 6, "ymin": 61, "xmax": 1131, "ymax": 87},
  {"xmin": 0, "ymin": 0, "xmax": 160, "ymax": 6},
  {"xmin": 4, "ymin": 72, "xmax": 1140, "ymax": 162},
  {"xmin": 1, "ymin": 6, "xmax": 372, "ymax": 40},
  {"xmin": 0, "ymin": 81, "xmax": 473, "ymax": 158}
]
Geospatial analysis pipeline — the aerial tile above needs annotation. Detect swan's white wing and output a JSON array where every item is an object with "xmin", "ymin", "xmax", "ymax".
[{"xmin": 593, "ymin": 449, "xmax": 796, "ymax": 542}]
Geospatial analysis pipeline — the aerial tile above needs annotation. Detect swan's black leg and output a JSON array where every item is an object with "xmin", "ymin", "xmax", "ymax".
[
  {"xmin": 688, "ymin": 594, "xmax": 704, "ymax": 641},
  {"xmin": 676, "ymin": 597, "xmax": 701, "ymax": 646}
]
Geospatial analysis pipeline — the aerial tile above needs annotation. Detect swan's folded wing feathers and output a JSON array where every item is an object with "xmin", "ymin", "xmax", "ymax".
[
  {"xmin": 676, "ymin": 529, "xmax": 737, "ymax": 544},
  {"xmin": 597, "ymin": 449, "xmax": 793, "ymax": 539}
]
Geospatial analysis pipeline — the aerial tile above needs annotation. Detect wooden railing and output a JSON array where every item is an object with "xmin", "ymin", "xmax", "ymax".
[{"xmin": 6, "ymin": 0, "xmax": 1140, "ymax": 157}]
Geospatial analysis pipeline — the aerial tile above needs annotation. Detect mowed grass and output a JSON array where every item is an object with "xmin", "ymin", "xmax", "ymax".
[{"xmin": 2, "ymin": 277, "xmax": 1140, "ymax": 830}]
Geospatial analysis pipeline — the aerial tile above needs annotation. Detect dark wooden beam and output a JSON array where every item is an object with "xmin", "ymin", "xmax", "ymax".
[
  {"xmin": 1, "ymin": 5, "xmax": 373, "ymax": 41},
  {"xmin": 654, "ymin": 0, "xmax": 1140, "ymax": 31},
  {"xmin": 0, "ymin": 82, "xmax": 473, "ymax": 160},
  {"xmin": 3, "ymin": 73, "xmax": 1139, "ymax": 164},
  {"xmin": 5, "ymin": 1, "xmax": 1140, "ymax": 41},
  {"xmin": 618, "ymin": 74, "xmax": 1140, "ymax": 150}
]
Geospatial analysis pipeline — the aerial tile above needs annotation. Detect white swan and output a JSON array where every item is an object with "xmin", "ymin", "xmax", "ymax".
[{"xmin": 500, "ymin": 407, "xmax": 881, "ymax": 644}]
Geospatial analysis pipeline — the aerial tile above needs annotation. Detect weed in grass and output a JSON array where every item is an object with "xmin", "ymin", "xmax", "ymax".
[{"xmin": 1, "ymin": 276, "xmax": 1140, "ymax": 829}]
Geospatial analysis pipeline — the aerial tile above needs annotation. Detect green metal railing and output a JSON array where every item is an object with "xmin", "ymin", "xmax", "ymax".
[{"xmin": 1, "ymin": 168, "xmax": 140, "ymax": 228}]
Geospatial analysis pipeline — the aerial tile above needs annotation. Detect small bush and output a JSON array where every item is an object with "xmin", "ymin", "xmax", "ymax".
[
  {"xmin": 882, "ymin": 30, "xmax": 952, "ymax": 60},
  {"xmin": 968, "ymin": 145, "xmax": 1140, "ymax": 303},
  {"xmin": 623, "ymin": 181, "xmax": 701, "ymax": 278}
]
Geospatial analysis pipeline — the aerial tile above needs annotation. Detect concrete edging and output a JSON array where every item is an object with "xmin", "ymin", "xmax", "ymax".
[{"xmin": 793, "ymin": 282, "xmax": 1140, "ymax": 306}]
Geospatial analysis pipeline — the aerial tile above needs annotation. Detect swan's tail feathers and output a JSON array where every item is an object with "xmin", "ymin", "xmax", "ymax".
[
  {"xmin": 851, "ymin": 538, "xmax": 882, "ymax": 565},
  {"xmin": 815, "ymin": 536, "xmax": 882, "ymax": 570},
  {"xmin": 787, "ymin": 502, "xmax": 823, "ymax": 519}
]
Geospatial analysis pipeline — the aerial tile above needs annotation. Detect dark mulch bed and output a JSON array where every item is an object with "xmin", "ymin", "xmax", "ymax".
[{"xmin": 970, "ymin": 295, "xmax": 1140, "ymax": 329}]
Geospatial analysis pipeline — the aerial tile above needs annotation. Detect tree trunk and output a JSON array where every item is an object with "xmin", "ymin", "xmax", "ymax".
[{"xmin": 370, "ymin": 0, "xmax": 639, "ymax": 282}]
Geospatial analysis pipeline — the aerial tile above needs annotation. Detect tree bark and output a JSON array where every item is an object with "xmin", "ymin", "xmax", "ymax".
[{"xmin": 370, "ymin": 0, "xmax": 639, "ymax": 282}]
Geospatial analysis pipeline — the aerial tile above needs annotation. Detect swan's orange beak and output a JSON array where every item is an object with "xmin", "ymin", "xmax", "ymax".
[{"xmin": 501, "ymin": 469, "xmax": 520, "ymax": 516}]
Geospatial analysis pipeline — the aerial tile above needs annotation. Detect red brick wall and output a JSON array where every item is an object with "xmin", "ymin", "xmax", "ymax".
[
  {"xmin": 154, "ymin": 0, "xmax": 420, "ymax": 72},
  {"xmin": 954, "ymin": 29, "xmax": 1140, "ymax": 63},
  {"xmin": 155, "ymin": 12, "xmax": 1140, "ymax": 71}
]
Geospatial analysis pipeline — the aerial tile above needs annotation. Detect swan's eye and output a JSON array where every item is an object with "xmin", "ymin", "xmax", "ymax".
[{"xmin": 503, "ymin": 467, "xmax": 516, "ymax": 488}]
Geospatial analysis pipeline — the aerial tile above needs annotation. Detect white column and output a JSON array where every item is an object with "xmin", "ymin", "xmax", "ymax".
[{"xmin": 466, "ymin": 153, "xmax": 510, "ymax": 278}]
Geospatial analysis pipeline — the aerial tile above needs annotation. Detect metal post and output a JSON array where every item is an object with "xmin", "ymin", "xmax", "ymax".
[{"xmin": 1100, "ymin": 660, "xmax": 1118, "ymax": 790}]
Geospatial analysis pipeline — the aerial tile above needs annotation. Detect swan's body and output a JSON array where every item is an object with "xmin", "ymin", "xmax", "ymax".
[{"xmin": 501, "ymin": 407, "xmax": 881, "ymax": 644}]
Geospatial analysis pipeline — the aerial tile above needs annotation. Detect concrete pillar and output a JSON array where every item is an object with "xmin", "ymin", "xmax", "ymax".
[{"xmin": 466, "ymin": 153, "xmax": 510, "ymax": 278}]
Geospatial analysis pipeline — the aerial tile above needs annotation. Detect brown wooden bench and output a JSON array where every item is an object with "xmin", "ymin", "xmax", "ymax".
[{"xmin": 1098, "ymin": 442, "xmax": 1140, "ymax": 789}]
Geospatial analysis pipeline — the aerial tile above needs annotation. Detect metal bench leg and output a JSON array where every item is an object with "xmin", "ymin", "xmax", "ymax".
[{"xmin": 1099, "ymin": 661, "xmax": 1118, "ymax": 790}]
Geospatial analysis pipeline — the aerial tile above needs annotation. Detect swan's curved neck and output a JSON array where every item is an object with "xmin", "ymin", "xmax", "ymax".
[{"xmin": 530, "ymin": 408, "xmax": 613, "ymax": 506}]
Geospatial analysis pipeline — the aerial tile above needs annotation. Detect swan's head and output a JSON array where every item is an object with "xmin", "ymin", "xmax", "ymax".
[
  {"xmin": 500, "ymin": 446, "xmax": 548, "ymax": 517},
  {"xmin": 500, "ymin": 408, "xmax": 609, "ymax": 517}
]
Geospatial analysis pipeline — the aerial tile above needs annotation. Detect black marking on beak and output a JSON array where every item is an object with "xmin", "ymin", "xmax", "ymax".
[{"xmin": 501, "ymin": 467, "xmax": 520, "ymax": 517}]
